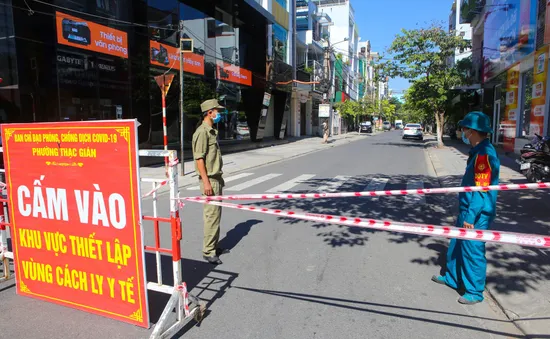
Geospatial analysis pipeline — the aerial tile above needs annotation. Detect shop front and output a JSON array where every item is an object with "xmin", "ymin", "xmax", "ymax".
[
  {"xmin": 483, "ymin": 0, "xmax": 549, "ymax": 154},
  {"xmin": 1, "ymin": 0, "xmax": 273, "ymax": 154}
]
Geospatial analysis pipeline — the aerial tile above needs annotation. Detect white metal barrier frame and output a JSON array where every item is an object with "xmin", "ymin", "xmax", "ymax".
[
  {"xmin": 0, "ymin": 147, "xmax": 205, "ymax": 337},
  {"xmin": 0, "ymin": 146, "xmax": 13, "ymax": 283},
  {"xmin": 139, "ymin": 150, "xmax": 205, "ymax": 339}
]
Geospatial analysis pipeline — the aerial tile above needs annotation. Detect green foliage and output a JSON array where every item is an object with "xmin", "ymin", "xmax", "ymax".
[
  {"xmin": 334, "ymin": 100, "xmax": 360, "ymax": 119},
  {"xmin": 383, "ymin": 24, "xmax": 471, "ymax": 146}
]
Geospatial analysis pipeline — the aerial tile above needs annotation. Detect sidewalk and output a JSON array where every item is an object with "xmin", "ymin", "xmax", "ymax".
[
  {"xmin": 426, "ymin": 136, "xmax": 550, "ymax": 337},
  {"xmin": 139, "ymin": 132, "xmax": 371, "ymax": 196}
]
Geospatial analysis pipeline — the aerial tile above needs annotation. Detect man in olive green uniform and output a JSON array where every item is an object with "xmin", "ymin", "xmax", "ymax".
[{"xmin": 192, "ymin": 99, "xmax": 229, "ymax": 265}]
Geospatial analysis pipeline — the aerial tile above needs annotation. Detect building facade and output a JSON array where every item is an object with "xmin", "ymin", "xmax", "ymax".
[
  {"xmin": 448, "ymin": 0, "xmax": 472, "ymax": 67},
  {"xmin": 466, "ymin": 0, "xmax": 549, "ymax": 154},
  {"xmin": 0, "ymin": 0, "xmax": 298, "ymax": 155},
  {"xmin": 313, "ymin": 0, "xmax": 359, "ymax": 102}
]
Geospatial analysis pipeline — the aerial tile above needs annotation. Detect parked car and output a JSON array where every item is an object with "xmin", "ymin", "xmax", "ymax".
[
  {"xmin": 233, "ymin": 122, "xmax": 250, "ymax": 139},
  {"xmin": 382, "ymin": 121, "xmax": 391, "ymax": 131},
  {"xmin": 359, "ymin": 121, "xmax": 372, "ymax": 133},
  {"xmin": 402, "ymin": 123, "xmax": 424, "ymax": 140}
]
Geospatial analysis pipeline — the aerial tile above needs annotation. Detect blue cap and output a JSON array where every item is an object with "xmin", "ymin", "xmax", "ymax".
[{"xmin": 458, "ymin": 111, "xmax": 492, "ymax": 133}]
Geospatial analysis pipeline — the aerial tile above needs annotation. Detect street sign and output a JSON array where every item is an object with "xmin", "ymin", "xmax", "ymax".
[
  {"xmin": 155, "ymin": 74, "xmax": 175, "ymax": 96},
  {"xmin": 319, "ymin": 104, "xmax": 330, "ymax": 118},
  {"xmin": 1, "ymin": 120, "xmax": 149, "ymax": 328}
]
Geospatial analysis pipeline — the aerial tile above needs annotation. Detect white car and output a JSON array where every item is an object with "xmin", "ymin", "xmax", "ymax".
[{"xmin": 402, "ymin": 123, "xmax": 423, "ymax": 140}]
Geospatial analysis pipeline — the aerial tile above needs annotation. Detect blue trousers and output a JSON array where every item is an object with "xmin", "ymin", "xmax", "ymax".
[{"xmin": 443, "ymin": 213, "xmax": 492, "ymax": 301}]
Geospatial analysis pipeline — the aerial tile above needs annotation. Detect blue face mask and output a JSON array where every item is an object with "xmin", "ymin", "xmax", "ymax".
[
  {"xmin": 462, "ymin": 130, "xmax": 471, "ymax": 145},
  {"xmin": 212, "ymin": 112, "xmax": 222, "ymax": 124}
]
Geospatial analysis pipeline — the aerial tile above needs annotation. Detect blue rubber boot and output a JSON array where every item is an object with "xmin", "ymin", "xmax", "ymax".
[{"xmin": 458, "ymin": 293, "xmax": 483, "ymax": 305}]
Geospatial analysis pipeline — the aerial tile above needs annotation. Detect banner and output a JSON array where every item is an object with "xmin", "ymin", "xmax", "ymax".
[
  {"xmin": 504, "ymin": 63, "xmax": 520, "ymax": 152},
  {"xmin": 530, "ymin": 46, "xmax": 548, "ymax": 137},
  {"xmin": 56, "ymin": 11, "xmax": 128, "ymax": 59},
  {"xmin": 1, "ymin": 120, "xmax": 148, "ymax": 328},
  {"xmin": 216, "ymin": 62, "xmax": 252, "ymax": 86},
  {"xmin": 149, "ymin": 40, "xmax": 204, "ymax": 76},
  {"xmin": 483, "ymin": 0, "xmax": 537, "ymax": 82}
]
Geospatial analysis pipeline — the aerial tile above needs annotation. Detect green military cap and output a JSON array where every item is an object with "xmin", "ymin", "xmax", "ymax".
[{"xmin": 201, "ymin": 99, "xmax": 225, "ymax": 113}]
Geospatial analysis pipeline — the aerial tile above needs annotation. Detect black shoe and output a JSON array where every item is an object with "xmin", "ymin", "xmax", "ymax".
[
  {"xmin": 216, "ymin": 248, "xmax": 230, "ymax": 256},
  {"xmin": 203, "ymin": 255, "xmax": 222, "ymax": 265}
]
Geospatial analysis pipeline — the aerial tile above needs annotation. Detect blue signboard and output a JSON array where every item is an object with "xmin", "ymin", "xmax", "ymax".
[
  {"xmin": 483, "ymin": 0, "xmax": 537, "ymax": 82},
  {"xmin": 275, "ymin": 0, "xmax": 287, "ymax": 10}
]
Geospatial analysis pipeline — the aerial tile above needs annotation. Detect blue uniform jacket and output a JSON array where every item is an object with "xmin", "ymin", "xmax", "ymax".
[{"xmin": 458, "ymin": 138, "xmax": 500, "ymax": 225}]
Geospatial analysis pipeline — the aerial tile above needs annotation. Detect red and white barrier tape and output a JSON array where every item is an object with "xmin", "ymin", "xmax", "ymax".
[
  {"xmin": 141, "ymin": 158, "xmax": 180, "ymax": 198},
  {"xmin": 177, "ymin": 282, "xmax": 190, "ymax": 317},
  {"xmin": 183, "ymin": 199, "xmax": 550, "ymax": 249},
  {"xmin": 180, "ymin": 182, "xmax": 550, "ymax": 202}
]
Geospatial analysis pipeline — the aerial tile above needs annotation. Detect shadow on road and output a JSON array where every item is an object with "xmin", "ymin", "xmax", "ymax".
[
  {"xmin": 144, "ymin": 253, "xmax": 238, "ymax": 334},
  {"xmin": 372, "ymin": 139, "xmax": 428, "ymax": 149},
  {"xmin": 243, "ymin": 172, "xmax": 550, "ymax": 298},
  {"xmin": 218, "ymin": 219, "xmax": 262, "ymax": 251},
  {"xmin": 232, "ymin": 286, "xmax": 545, "ymax": 338}
]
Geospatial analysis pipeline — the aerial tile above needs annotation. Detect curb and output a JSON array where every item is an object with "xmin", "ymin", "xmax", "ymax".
[{"xmin": 423, "ymin": 140, "xmax": 530, "ymax": 338}]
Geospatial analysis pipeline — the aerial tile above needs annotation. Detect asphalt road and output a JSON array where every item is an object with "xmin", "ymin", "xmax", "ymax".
[{"xmin": 0, "ymin": 131, "xmax": 523, "ymax": 339}]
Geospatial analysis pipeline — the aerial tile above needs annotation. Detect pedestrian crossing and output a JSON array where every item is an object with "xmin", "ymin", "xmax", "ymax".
[{"xmin": 185, "ymin": 172, "xmax": 435, "ymax": 205}]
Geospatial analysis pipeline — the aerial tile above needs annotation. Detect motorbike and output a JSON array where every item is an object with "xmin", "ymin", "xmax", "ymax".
[{"xmin": 516, "ymin": 134, "xmax": 550, "ymax": 182}]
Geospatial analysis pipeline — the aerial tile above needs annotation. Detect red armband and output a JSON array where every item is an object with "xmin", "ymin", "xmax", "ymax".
[{"xmin": 474, "ymin": 154, "xmax": 492, "ymax": 187}]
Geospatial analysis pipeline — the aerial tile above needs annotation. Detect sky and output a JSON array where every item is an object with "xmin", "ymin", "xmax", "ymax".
[{"xmin": 351, "ymin": 0, "xmax": 453, "ymax": 98}]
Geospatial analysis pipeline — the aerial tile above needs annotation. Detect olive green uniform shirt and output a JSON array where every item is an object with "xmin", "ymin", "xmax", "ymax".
[{"xmin": 192, "ymin": 122, "xmax": 223, "ymax": 178}]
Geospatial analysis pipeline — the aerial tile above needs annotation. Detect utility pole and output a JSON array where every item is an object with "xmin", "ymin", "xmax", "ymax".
[
  {"xmin": 179, "ymin": 20, "xmax": 185, "ymax": 176},
  {"xmin": 292, "ymin": 0, "xmax": 297, "ymax": 82}
]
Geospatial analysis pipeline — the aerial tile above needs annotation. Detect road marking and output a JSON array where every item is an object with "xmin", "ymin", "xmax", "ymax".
[
  {"xmin": 186, "ymin": 172, "xmax": 254, "ymax": 190},
  {"xmin": 266, "ymin": 174, "xmax": 316, "ymax": 193},
  {"xmin": 363, "ymin": 177, "xmax": 389, "ymax": 201},
  {"xmin": 315, "ymin": 175, "xmax": 352, "ymax": 192},
  {"xmin": 226, "ymin": 173, "xmax": 283, "ymax": 191},
  {"xmin": 406, "ymin": 180, "xmax": 425, "ymax": 204}
]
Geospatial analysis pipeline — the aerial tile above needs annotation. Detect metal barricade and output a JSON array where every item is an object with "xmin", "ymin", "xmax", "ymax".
[
  {"xmin": 139, "ymin": 150, "xmax": 205, "ymax": 339},
  {"xmin": 0, "ymin": 147, "xmax": 204, "ymax": 335}
]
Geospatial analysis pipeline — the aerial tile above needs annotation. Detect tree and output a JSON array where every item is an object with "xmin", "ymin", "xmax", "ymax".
[
  {"xmin": 380, "ymin": 98, "xmax": 397, "ymax": 122},
  {"xmin": 383, "ymin": 24, "xmax": 470, "ymax": 147},
  {"xmin": 389, "ymin": 96, "xmax": 403, "ymax": 116},
  {"xmin": 334, "ymin": 99, "xmax": 362, "ymax": 128}
]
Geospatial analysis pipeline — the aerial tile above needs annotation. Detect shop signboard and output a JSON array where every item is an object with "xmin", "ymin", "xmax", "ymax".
[
  {"xmin": 504, "ymin": 63, "xmax": 520, "ymax": 152},
  {"xmin": 216, "ymin": 62, "xmax": 252, "ymax": 86},
  {"xmin": 56, "ymin": 12, "xmax": 128, "ymax": 59},
  {"xmin": 530, "ymin": 46, "xmax": 548, "ymax": 137},
  {"xmin": 483, "ymin": 0, "xmax": 537, "ymax": 82},
  {"xmin": 1, "ymin": 120, "xmax": 149, "ymax": 328},
  {"xmin": 149, "ymin": 40, "xmax": 204, "ymax": 76}
]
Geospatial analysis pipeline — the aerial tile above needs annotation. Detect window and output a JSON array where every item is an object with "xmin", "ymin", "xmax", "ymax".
[{"xmin": 273, "ymin": 24, "xmax": 288, "ymax": 63}]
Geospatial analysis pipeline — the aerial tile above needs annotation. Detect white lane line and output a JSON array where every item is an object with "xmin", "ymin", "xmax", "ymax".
[
  {"xmin": 266, "ymin": 174, "xmax": 316, "ymax": 193},
  {"xmin": 315, "ymin": 175, "xmax": 352, "ymax": 193},
  {"xmin": 186, "ymin": 172, "xmax": 254, "ymax": 190},
  {"xmin": 226, "ymin": 173, "xmax": 283, "ymax": 191},
  {"xmin": 363, "ymin": 177, "xmax": 389, "ymax": 201},
  {"xmin": 405, "ymin": 180, "xmax": 425, "ymax": 204}
]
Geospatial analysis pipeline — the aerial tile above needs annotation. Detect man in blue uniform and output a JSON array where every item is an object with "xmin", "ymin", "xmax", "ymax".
[{"xmin": 432, "ymin": 111, "xmax": 500, "ymax": 304}]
